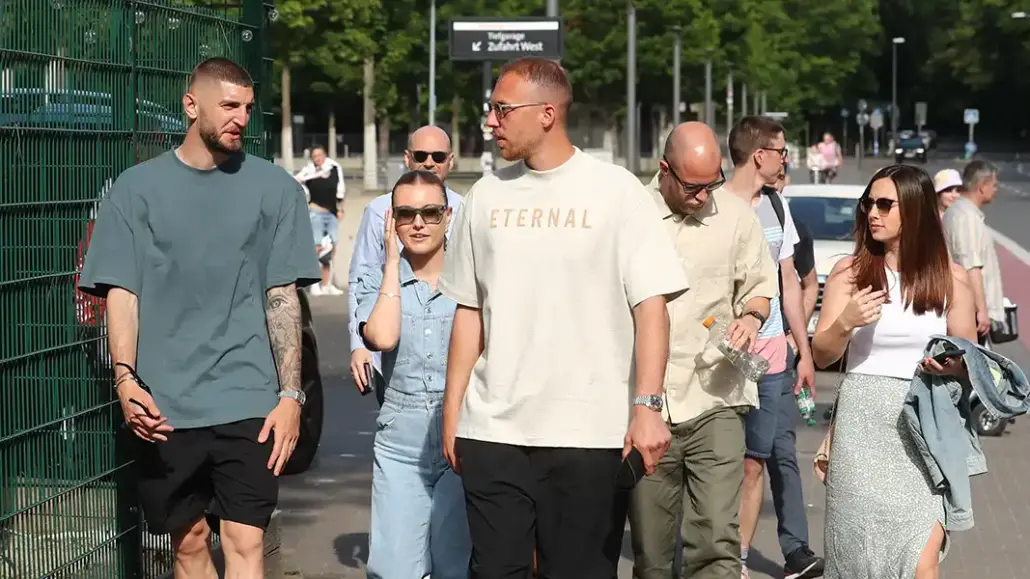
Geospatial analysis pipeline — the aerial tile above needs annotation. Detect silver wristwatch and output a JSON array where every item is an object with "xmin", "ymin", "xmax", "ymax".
[
  {"xmin": 279, "ymin": 390, "xmax": 307, "ymax": 406},
  {"xmin": 633, "ymin": 394, "xmax": 664, "ymax": 413}
]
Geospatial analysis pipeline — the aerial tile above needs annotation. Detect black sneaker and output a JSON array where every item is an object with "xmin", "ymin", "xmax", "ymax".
[{"xmin": 784, "ymin": 546, "xmax": 824, "ymax": 578}]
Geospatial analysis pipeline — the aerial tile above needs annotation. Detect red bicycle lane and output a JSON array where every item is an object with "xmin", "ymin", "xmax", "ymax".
[{"xmin": 995, "ymin": 242, "xmax": 1030, "ymax": 353}]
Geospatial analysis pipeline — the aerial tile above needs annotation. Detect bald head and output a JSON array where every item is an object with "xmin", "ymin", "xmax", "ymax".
[
  {"xmin": 405, "ymin": 125, "xmax": 454, "ymax": 181},
  {"xmin": 663, "ymin": 122, "xmax": 721, "ymax": 175},
  {"xmin": 408, "ymin": 125, "xmax": 451, "ymax": 152},
  {"xmin": 658, "ymin": 122, "xmax": 723, "ymax": 216}
]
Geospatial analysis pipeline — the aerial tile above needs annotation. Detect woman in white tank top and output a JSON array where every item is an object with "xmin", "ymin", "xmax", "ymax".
[{"xmin": 811, "ymin": 165, "xmax": 977, "ymax": 579}]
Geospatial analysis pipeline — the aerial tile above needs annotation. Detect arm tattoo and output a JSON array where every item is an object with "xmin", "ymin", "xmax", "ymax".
[{"xmin": 266, "ymin": 284, "xmax": 302, "ymax": 393}]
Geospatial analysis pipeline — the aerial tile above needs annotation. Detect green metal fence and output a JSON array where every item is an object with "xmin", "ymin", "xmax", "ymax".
[{"xmin": 0, "ymin": 1, "xmax": 273, "ymax": 577}]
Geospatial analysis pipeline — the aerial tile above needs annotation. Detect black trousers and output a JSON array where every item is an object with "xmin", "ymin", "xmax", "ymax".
[{"xmin": 456, "ymin": 438, "xmax": 628, "ymax": 579}]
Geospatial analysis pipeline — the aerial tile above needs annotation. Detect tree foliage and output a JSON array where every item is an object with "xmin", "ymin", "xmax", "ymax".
[{"xmin": 275, "ymin": 0, "xmax": 1030, "ymax": 146}]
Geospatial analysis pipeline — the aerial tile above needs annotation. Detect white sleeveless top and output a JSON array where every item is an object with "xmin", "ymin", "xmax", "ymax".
[{"xmin": 846, "ymin": 268, "xmax": 947, "ymax": 380}]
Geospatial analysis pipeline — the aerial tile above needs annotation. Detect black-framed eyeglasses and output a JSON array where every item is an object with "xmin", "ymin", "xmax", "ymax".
[
  {"xmin": 760, "ymin": 146, "xmax": 789, "ymax": 161},
  {"xmin": 662, "ymin": 156, "xmax": 725, "ymax": 196},
  {"xmin": 393, "ymin": 204, "xmax": 448, "ymax": 225},
  {"xmin": 489, "ymin": 102, "xmax": 547, "ymax": 120},
  {"xmin": 410, "ymin": 150, "xmax": 450, "ymax": 164},
  {"xmin": 859, "ymin": 197, "xmax": 897, "ymax": 213}
]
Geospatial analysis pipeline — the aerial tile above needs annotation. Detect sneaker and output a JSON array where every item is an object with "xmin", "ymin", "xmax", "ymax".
[
  {"xmin": 784, "ymin": 546, "xmax": 825, "ymax": 579},
  {"xmin": 308, "ymin": 283, "xmax": 324, "ymax": 297},
  {"xmin": 322, "ymin": 284, "xmax": 344, "ymax": 296}
]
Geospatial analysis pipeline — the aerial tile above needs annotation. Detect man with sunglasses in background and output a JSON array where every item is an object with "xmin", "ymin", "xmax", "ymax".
[
  {"xmin": 628, "ymin": 121, "xmax": 778, "ymax": 579},
  {"xmin": 347, "ymin": 125, "xmax": 464, "ymax": 404},
  {"xmin": 723, "ymin": 116, "xmax": 823, "ymax": 578}
]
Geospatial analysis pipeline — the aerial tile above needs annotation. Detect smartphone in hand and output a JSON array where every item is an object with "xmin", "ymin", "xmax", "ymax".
[
  {"xmin": 360, "ymin": 362, "xmax": 374, "ymax": 396},
  {"xmin": 931, "ymin": 346, "xmax": 966, "ymax": 365}
]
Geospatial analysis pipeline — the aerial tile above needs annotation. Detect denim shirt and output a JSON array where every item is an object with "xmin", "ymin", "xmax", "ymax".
[
  {"xmin": 347, "ymin": 189, "xmax": 464, "ymax": 366},
  {"xmin": 354, "ymin": 256, "xmax": 457, "ymax": 394},
  {"xmin": 901, "ymin": 335, "xmax": 1030, "ymax": 531}
]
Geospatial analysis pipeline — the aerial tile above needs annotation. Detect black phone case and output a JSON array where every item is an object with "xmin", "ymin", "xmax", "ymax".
[
  {"xmin": 360, "ymin": 362, "xmax": 374, "ymax": 396},
  {"xmin": 616, "ymin": 447, "xmax": 646, "ymax": 490},
  {"xmin": 932, "ymin": 346, "xmax": 966, "ymax": 364}
]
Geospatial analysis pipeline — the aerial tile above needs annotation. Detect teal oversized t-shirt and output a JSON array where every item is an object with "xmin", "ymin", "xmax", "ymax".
[{"xmin": 79, "ymin": 151, "xmax": 320, "ymax": 429}]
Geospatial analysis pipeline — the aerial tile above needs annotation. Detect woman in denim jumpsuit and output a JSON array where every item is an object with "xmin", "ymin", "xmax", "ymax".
[{"xmin": 355, "ymin": 170, "xmax": 470, "ymax": 578}]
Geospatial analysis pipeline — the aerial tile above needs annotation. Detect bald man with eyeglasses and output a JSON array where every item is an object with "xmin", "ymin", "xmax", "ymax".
[{"xmin": 347, "ymin": 126, "xmax": 465, "ymax": 402}]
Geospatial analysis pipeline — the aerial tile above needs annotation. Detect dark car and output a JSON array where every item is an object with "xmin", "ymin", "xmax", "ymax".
[{"xmin": 894, "ymin": 131, "xmax": 927, "ymax": 163}]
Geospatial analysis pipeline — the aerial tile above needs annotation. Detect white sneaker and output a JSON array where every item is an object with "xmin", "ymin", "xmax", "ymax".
[
  {"xmin": 322, "ymin": 284, "xmax": 344, "ymax": 296},
  {"xmin": 308, "ymin": 284, "xmax": 324, "ymax": 296}
]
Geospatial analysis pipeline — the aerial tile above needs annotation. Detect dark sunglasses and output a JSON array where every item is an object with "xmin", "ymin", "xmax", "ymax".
[
  {"xmin": 410, "ymin": 150, "xmax": 449, "ymax": 164},
  {"xmin": 859, "ymin": 197, "xmax": 897, "ymax": 213},
  {"xmin": 393, "ymin": 204, "xmax": 448, "ymax": 225},
  {"xmin": 663, "ymin": 156, "xmax": 726, "ymax": 196}
]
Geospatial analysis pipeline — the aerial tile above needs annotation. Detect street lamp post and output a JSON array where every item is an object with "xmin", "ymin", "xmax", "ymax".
[
  {"xmin": 547, "ymin": 0, "xmax": 558, "ymax": 16},
  {"xmin": 704, "ymin": 56, "xmax": 712, "ymax": 127},
  {"xmin": 672, "ymin": 26, "xmax": 681, "ymax": 126},
  {"xmin": 627, "ymin": 0, "xmax": 637, "ymax": 173},
  {"xmin": 891, "ymin": 36, "xmax": 905, "ymax": 147},
  {"xmin": 428, "ymin": 0, "xmax": 436, "ymax": 126}
]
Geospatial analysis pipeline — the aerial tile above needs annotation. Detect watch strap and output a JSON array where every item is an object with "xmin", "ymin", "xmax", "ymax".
[{"xmin": 743, "ymin": 310, "xmax": 767, "ymax": 326}]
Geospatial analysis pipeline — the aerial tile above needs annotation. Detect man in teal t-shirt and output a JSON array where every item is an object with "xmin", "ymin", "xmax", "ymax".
[{"xmin": 78, "ymin": 57, "xmax": 319, "ymax": 578}]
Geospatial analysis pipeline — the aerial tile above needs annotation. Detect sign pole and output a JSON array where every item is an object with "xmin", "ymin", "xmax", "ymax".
[
  {"xmin": 858, "ymin": 125, "xmax": 864, "ymax": 170},
  {"xmin": 482, "ymin": 61, "xmax": 493, "ymax": 175}
]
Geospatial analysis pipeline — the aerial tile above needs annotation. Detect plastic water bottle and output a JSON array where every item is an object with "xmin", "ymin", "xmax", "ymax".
[
  {"xmin": 701, "ymin": 316, "xmax": 770, "ymax": 382},
  {"xmin": 796, "ymin": 387, "xmax": 817, "ymax": 426}
]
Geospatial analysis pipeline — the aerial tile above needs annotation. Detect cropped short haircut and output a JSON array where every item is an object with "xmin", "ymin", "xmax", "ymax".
[
  {"xmin": 188, "ymin": 57, "xmax": 253, "ymax": 90},
  {"xmin": 499, "ymin": 57, "xmax": 573, "ymax": 116},
  {"xmin": 728, "ymin": 116, "xmax": 785, "ymax": 166}
]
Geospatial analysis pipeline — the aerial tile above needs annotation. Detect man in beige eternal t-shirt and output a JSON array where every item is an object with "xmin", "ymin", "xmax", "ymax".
[{"xmin": 439, "ymin": 57, "xmax": 689, "ymax": 578}]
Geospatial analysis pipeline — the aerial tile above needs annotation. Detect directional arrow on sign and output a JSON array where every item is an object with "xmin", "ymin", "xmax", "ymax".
[{"xmin": 472, "ymin": 41, "xmax": 482, "ymax": 52}]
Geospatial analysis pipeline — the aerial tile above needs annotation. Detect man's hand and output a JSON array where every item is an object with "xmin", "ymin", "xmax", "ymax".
[
  {"xmin": 443, "ymin": 407, "xmax": 460, "ymax": 474},
  {"xmin": 258, "ymin": 399, "xmax": 302, "ymax": 476},
  {"xmin": 727, "ymin": 314, "xmax": 762, "ymax": 352},
  {"xmin": 350, "ymin": 348, "xmax": 374, "ymax": 393},
  {"xmin": 794, "ymin": 355, "xmax": 816, "ymax": 398},
  {"xmin": 117, "ymin": 381, "xmax": 173, "ymax": 442},
  {"xmin": 976, "ymin": 309, "xmax": 991, "ymax": 336},
  {"xmin": 623, "ymin": 407, "xmax": 671, "ymax": 476}
]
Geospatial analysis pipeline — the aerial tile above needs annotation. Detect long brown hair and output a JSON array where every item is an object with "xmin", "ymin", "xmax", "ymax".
[{"xmin": 851, "ymin": 164, "xmax": 952, "ymax": 315}]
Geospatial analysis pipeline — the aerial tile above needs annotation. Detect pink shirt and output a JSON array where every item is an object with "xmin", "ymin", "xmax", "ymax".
[{"xmin": 817, "ymin": 142, "xmax": 839, "ymax": 166}]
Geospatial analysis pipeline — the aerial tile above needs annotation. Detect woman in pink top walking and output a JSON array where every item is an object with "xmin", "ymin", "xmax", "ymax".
[{"xmin": 817, "ymin": 132, "xmax": 843, "ymax": 183}]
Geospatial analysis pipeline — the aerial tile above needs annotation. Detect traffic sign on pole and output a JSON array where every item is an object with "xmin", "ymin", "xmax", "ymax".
[
  {"xmin": 841, "ymin": 108, "xmax": 850, "ymax": 119},
  {"xmin": 964, "ymin": 108, "xmax": 980, "ymax": 125},
  {"xmin": 856, "ymin": 112, "xmax": 870, "ymax": 126},
  {"xmin": 869, "ymin": 109, "xmax": 883, "ymax": 130},
  {"xmin": 858, "ymin": 99, "xmax": 868, "ymax": 113},
  {"xmin": 449, "ymin": 18, "xmax": 565, "ymax": 61}
]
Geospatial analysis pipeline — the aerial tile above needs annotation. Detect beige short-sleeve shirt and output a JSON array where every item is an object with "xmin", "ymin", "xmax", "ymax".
[
  {"xmin": 439, "ymin": 149, "xmax": 690, "ymax": 448},
  {"xmin": 645, "ymin": 174, "xmax": 779, "ymax": 424}
]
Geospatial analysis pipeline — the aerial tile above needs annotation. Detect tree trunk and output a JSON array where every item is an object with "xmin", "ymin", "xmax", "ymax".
[
  {"xmin": 451, "ymin": 94, "xmax": 462, "ymax": 172},
  {"xmin": 362, "ymin": 57, "xmax": 378, "ymax": 191},
  {"xmin": 280, "ymin": 65, "xmax": 294, "ymax": 173},
  {"xmin": 377, "ymin": 116, "xmax": 391, "ymax": 189},
  {"xmin": 328, "ymin": 109, "xmax": 338, "ymax": 159}
]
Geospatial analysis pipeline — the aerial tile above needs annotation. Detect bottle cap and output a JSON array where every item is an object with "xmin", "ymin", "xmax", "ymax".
[{"xmin": 702, "ymin": 316, "xmax": 716, "ymax": 329}]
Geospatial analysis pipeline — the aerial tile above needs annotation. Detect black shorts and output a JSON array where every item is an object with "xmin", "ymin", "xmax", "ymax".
[
  {"xmin": 136, "ymin": 418, "xmax": 278, "ymax": 535},
  {"xmin": 456, "ymin": 438, "xmax": 627, "ymax": 579}
]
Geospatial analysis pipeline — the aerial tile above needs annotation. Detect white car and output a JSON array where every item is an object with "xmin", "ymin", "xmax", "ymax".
[{"xmin": 780, "ymin": 184, "xmax": 866, "ymax": 336}]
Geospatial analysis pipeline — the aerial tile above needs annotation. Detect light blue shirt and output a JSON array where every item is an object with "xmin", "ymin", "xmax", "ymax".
[
  {"xmin": 353, "ymin": 257, "xmax": 457, "ymax": 394},
  {"xmin": 347, "ymin": 187, "xmax": 464, "ymax": 364}
]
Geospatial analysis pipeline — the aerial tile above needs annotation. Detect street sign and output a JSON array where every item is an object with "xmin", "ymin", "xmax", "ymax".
[
  {"xmin": 449, "ymin": 18, "xmax": 564, "ymax": 61},
  {"xmin": 841, "ymin": 108, "xmax": 850, "ymax": 119},
  {"xmin": 964, "ymin": 108, "xmax": 980, "ymax": 125},
  {"xmin": 856, "ymin": 112, "xmax": 870, "ymax": 126},
  {"xmin": 858, "ymin": 99, "xmax": 868, "ymax": 113},
  {"xmin": 765, "ymin": 112, "xmax": 789, "ymax": 120},
  {"xmin": 869, "ymin": 108, "xmax": 883, "ymax": 130},
  {"xmin": 915, "ymin": 102, "xmax": 927, "ymax": 126}
]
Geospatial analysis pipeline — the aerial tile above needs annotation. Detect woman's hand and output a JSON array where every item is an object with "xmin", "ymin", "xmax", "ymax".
[
  {"xmin": 384, "ymin": 209, "xmax": 400, "ymax": 264},
  {"xmin": 837, "ymin": 286, "xmax": 888, "ymax": 332},
  {"xmin": 919, "ymin": 355, "xmax": 968, "ymax": 379}
]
